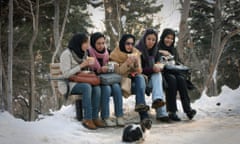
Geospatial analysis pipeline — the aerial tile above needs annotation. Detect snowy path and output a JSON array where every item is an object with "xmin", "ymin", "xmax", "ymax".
[{"xmin": 0, "ymin": 86, "xmax": 240, "ymax": 144}]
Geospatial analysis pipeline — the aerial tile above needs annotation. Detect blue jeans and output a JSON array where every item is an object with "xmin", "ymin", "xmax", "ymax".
[
  {"xmin": 148, "ymin": 73, "xmax": 168, "ymax": 117},
  {"xmin": 71, "ymin": 83, "xmax": 101, "ymax": 120},
  {"xmin": 131, "ymin": 74, "xmax": 149, "ymax": 120},
  {"xmin": 100, "ymin": 83, "xmax": 123, "ymax": 119}
]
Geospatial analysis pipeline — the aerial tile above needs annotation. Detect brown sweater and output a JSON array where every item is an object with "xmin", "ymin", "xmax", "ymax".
[{"xmin": 110, "ymin": 47, "xmax": 142, "ymax": 77}]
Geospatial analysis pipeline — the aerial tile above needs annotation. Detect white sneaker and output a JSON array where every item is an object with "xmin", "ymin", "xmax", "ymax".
[
  {"xmin": 104, "ymin": 118, "xmax": 116, "ymax": 127},
  {"xmin": 116, "ymin": 117, "xmax": 125, "ymax": 127}
]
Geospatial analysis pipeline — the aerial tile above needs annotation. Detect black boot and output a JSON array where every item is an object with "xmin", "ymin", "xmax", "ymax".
[
  {"xmin": 186, "ymin": 109, "xmax": 197, "ymax": 120},
  {"xmin": 169, "ymin": 112, "xmax": 181, "ymax": 121}
]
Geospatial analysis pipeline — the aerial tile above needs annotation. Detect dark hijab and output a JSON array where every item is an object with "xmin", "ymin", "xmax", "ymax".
[
  {"xmin": 68, "ymin": 33, "xmax": 88, "ymax": 58},
  {"xmin": 90, "ymin": 32, "xmax": 105, "ymax": 53},
  {"xmin": 136, "ymin": 28, "xmax": 159, "ymax": 60},
  {"xmin": 158, "ymin": 28, "xmax": 176, "ymax": 55},
  {"xmin": 119, "ymin": 34, "xmax": 135, "ymax": 54}
]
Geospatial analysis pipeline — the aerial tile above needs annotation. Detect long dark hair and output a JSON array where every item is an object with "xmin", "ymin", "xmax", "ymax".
[
  {"xmin": 136, "ymin": 29, "xmax": 158, "ymax": 67},
  {"xmin": 136, "ymin": 28, "xmax": 159, "ymax": 60}
]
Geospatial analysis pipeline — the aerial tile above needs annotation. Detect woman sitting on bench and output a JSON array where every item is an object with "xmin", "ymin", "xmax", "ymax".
[{"xmin": 58, "ymin": 33, "xmax": 104, "ymax": 130}]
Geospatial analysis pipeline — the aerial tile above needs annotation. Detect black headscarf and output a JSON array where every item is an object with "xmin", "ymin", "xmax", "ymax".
[
  {"xmin": 136, "ymin": 28, "xmax": 159, "ymax": 61},
  {"xmin": 119, "ymin": 34, "xmax": 135, "ymax": 54},
  {"xmin": 158, "ymin": 28, "xmax": 176, "ymax": 55},
  {"xmin": 90, "ymin": 32, "xmax": 105, "ymax": 53},
  {"xmin": 68, "ymin": 33, "xmax": 88, "ymax": 59}
]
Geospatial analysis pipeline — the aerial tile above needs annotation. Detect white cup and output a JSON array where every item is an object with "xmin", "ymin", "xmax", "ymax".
[{"xmin": 87, "ymin": 57, "xmax": 95, "ymax": 65}]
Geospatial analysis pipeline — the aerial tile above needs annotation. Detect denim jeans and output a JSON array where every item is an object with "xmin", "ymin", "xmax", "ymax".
[
  {"xmin": 148, "ymin": 73, "xmax": 168, "ymax": 117},
  {"xmin": 131, "ymin": 74, "xmax": 149, "ymax": 120},
  {"xmin": 71, "ymin": 83, "xmax": 101, "ymax": 120},
  {"xmin": 100, "ymin": 83, "xmax": 123, "ymax": 119}
]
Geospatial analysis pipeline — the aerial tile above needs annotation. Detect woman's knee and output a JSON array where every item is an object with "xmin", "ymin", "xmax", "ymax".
[
  {"xmin": 135, "ymin": 75, "xmax": 146, "ymax": 84},
  {"xmin": 111, "ymin": 83, "xmax": 121, "ymax": 91},
  {"xmin": 73, "ymin": 83, "xmax": 92, "ymax": 94},
  {"xmin": 165, "ymin": 74, "xmax": 177, "ymax": 82},
  {"xmin": 92, "ymin": 85, "xmax": 101, "ymax": 93},
  {"xmin": 151, "ymin": 73, "xmax": 163, "ymax": 82},
  {"xmin": 101, "ymin": 85, "xmax": 111, "ymax": 96},
  {"xmin": 176, "ymin": 75, "xmax": 185, "ymax": 81},
  {"xmin": 101, "ymin": 85, "xmax": 111, "ymax": 92}
]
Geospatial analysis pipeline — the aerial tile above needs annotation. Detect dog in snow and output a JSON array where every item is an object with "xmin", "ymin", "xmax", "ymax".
[{"xmin": 122, "ymin": 119, "xmax": 152, "ymax": 143}]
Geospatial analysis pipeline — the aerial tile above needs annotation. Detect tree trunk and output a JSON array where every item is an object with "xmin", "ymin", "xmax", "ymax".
[
  {"xmin": 206, "ymin": 0, "xmax": 222, "ymax": 96},
  {"xmin": 51, "ymin": 0, "xmax": 70, "ymax": 63},
  {"xmin": 51, "ymin": 0, "xmax": 70, "ymax": 109},
  {"xmin": 103, "ymin": 0, "xmax": 121, "ymax": 49},
  {"xmin": 0, "ymin": 2, "xmax": 3, "ymax": 111},
  {"xmin": 178, "ymin": 0, "xmax": 191, "ymax": 63},
  {"xmin": 51, "ymin": 0, "xmax": 60, "ymax": 64},
  {"xmin": 7, "ymin": 0, "xmax": 13, "ymax": 114},
  {"xmin": 206, "ymin": 28, "xmax": 240, "ymax": 93},
  {"xmin": 0, "ymin": 50, "xmax": 7, "ymax": 111},
  {"xmin": 28, "ymin": 0, "xmax": 39, "ymax": 121},
  {"xmin": 0, "ymin": 42, "xmax": 3, "ymax": 111},
  {"xmin": 50, "ymin": 0, "xmax": 60, "ymax": 110}
]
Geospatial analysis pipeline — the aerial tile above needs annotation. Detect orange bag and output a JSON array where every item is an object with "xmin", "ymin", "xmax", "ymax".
[{"xmin": 69, "ymin": 72, "xmax": 100, "ymax": 86}]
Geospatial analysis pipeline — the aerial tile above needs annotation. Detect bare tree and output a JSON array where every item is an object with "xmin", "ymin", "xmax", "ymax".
[
  {"xmin": 50, "ymin": 0, "xmax": 70, "ymax": 109},
  {"xmin": 0, "ymin": 41, "xmax": 3, "ymax": 111},
  {"xmin": 28, "ymin": 0, "xmax": 39, "ymax": 121},
  {"xmin": 205, "ymin": 0, "xmax": 240, "ymax": 95},
  {"xmin": 206, "ymin": 0, "xmax": 222, "ymax": 96},
  {"xmin": 51, "ymin": 0, "xmax": 70, "ymax": 63},
  {"xmin": 103, "ymin": 0, "xmax": 121, "ymax": 49},
  {"xmin": 178, "ymin": 0, "xmax": 190, "ymax": 62},
  {"xmin": 0, "ymin": 0, "xmax": 3, "ymax": 111},
  {"xmin": 0, "ymin": 48, "xmax": 7, "ymax": 111},
  {"xmin": 206, "ymin": 28, "xmax": 240, "ymax": 93},
  {"xmin": 7, "ymin": 0, "xmax": 13, "ymax": 114}
]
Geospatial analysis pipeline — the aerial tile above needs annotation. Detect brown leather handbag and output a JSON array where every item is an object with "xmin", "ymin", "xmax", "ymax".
[{"xmin": 69, "ymin": 71, "xmax": 100, "ymax": 86}]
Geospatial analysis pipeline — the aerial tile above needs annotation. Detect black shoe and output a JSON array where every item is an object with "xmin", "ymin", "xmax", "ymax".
[
  {"xmin": 186, "ymin": 109, "xmax": 197, "ymax": 120},
  {"xmin": 169, "ymin": 112, "xmax": 181, "ymax": 121},
  {"xmin": 151, "ymin": 99, "xmax": 165, "ymax": 109},
  {"xmin": 135, "ymin": 104, "xmax": 150, "ymax": 112},
  {"xmin": 156, "ymin": 116, "xmax": 171, "ymax": 123}
]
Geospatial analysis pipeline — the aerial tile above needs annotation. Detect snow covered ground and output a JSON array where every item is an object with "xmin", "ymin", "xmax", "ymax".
[{"xmin": 0, "ymin": 85, "xmax": 240, "ymax": 144}]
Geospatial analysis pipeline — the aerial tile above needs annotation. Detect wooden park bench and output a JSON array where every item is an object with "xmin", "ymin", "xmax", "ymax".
[{"xmin": 49, "ymin": 63, "xmax": 83, "ymax": 121}]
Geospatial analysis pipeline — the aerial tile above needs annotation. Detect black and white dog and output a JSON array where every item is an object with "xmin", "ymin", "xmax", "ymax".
[{"xmin": 122, "ymin": 119, "xmax": 152, "ymax": 143}]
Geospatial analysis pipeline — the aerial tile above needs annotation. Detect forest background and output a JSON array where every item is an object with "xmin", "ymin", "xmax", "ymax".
[{"xmin": 0, "ymin": 0, "xmax": 239, "ymax": 121}]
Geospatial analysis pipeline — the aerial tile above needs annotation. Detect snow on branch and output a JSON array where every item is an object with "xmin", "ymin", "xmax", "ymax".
[{"xmin": 14, "ymin": 95, "xmax": 29, "ymax": 107}]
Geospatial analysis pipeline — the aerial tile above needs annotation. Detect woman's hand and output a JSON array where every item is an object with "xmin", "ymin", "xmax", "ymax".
[
  {"xmin": 101, "ymin": 66, "xmax": 108, "ymax": 73},
  {"xmin": 126, "ymin": 55, "xmax": 138, "ymax": 66},
  {"xmin": 80, "ymin": 59, "xmax": 89, "ymax": 68},
  {"xmin": 125, "ymin": 57, "xmax": 133, "ymax": 66},
  {"xmin": 153, "ymin": 65, "xmax": 161, "ymax": 73},
  {"xmin": 153, "ymin": 63, "xmax": 164, "ymax": 73}
]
